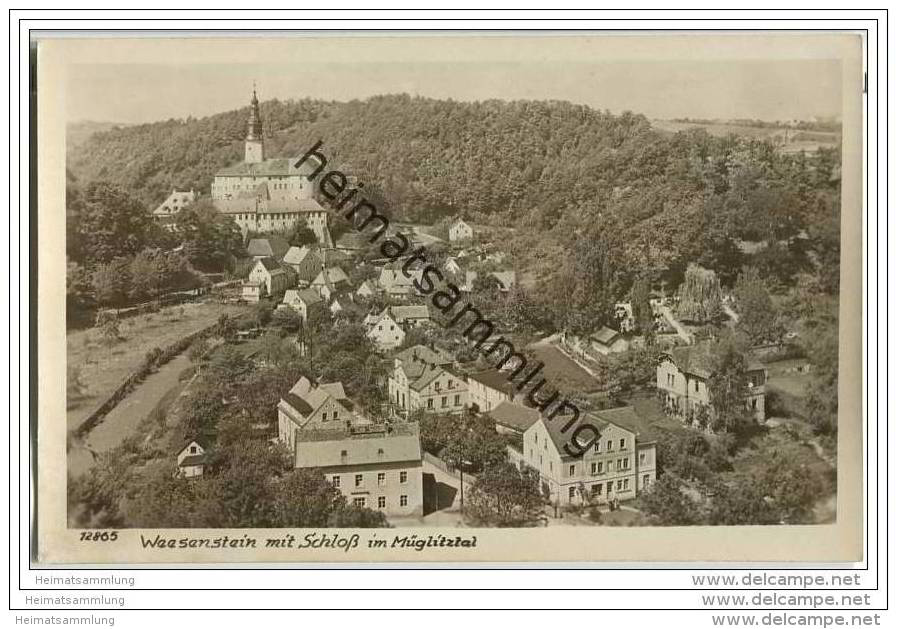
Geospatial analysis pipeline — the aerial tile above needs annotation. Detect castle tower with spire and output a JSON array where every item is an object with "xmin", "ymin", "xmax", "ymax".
[
  {"xmin": 244, "ymin": 87, "xmax": 265, "ymax": 163},
  {"xmin": 209, "ymin": 86, "xmax": 333, "ymax": 247}
]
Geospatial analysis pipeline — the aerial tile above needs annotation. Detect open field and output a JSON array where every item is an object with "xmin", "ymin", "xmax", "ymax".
[
  {"xmin": 528, "ymin": 344, "xmax": 604, "ymax": 393},
  {"xmin": 66, "ymin": 301, "xmax": 250, "ymax": 432}
]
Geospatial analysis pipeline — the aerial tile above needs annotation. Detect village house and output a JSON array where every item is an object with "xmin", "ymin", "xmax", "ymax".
[
  {"xmin": 388, "ymin": 345, "xmax": 467, "ymax": 416},
  {"xmin": 389, "ymin": 305, "xmax": 431, "ymax": 329},
  {"xmin": 290, "ymin": 422, "xmax": 424, "ymax": 517},
  {"xmin": 277, "ymin": 377, "xmax": 361, "ymax": 444},
  {"xmin": 176, "ymin": 438, "xmax": 209, "ymax": 479},
  {"xmin": 656, "ymin": 341, "xmax": 767, "ymax": 424},
  {"xmin": 449, "ymin": 218, "xmax": 474, "ymax": 242},
  {"xmin": 462, "ymin": 270, "xmax": 517, "ymax": 293},
  {"xmin": 365, "ymin": 308, "xmax": 406, "ymax": 351},
  {"xmin": 562, "ymin": 326, "xmax": 631, "ymax": 358},
  {"xmin": 487, "ymin": 400, "xmax": 541, "ymax": 436},
  {"xmin": 334, "ymin": 232, "xmax": 369, "ymax": 255},
  {"xmin": 614, "ymin": 302, "xmax": 635, "ymax": 333},
  {"xmin": 466, "ymin": 369, "xmax": 515, "ymax": 412},
  {"xmin": 281, "ymin": 287, "xmax": 324, "ymax": 323},
  {"xmin": 243, "ymin": 257, "xmax": 291, "ymax": 302},
  {"xmin": 153, "ymin": 188, "xmax": 196, "ymax": 222},
  {"xmin": 355, "ymin": 279, "xmax": 377, "ymax": 299},
  {"xmin": 329, "ymin": 295, "xmax": 352, "ymax": 316},
  {"xmin": 508, "ymin": 406, "xmax": 657, "ymax": 508},
  {"xmin": 311, "ymin": 266, "xmax": 351, "ymax": 301},
  {"xmin": 246, "ymin": 237, "xmax": 275, "ymax": 260},
  {"xmin": 443, "ymin": 256, "xmax": 464, "ymax": 276},
  {"xmin": 211, "ymin": 89, "xmax": 331, "ymax": 245},
  {"xmin": 589, "ymin": 326, "xmax": 630, "ymax": 355},
  {"xmin": 282, "ymin": 246, "xmax": 323, "ymax": 284},
  {"xmin": 377, "ymin": 267, "xmax": 424, "ymax": 299}
]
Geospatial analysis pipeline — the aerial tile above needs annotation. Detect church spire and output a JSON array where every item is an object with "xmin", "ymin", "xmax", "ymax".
[
  {"xmin": 244, "ymin": 85, "xmax": 265, "ymax": 163},
  {"xmin": 246, "ymin": 85, "xmax": 263, "ymax": 141}
]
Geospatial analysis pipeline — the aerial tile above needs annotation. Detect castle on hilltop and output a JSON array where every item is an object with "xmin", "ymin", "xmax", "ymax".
[{"xmin": 211, "ymin": 89, "xmax": 331, "ymax": 245}]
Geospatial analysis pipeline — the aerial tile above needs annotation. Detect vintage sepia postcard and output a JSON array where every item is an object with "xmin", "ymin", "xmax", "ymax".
[{"xmin": 35, "ymin": 32, "xmax": 864, "ymax": 564}]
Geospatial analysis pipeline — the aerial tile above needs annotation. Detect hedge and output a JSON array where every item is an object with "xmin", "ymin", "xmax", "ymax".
[{"xmin": 71, "ymin": 311, "xmax": 257, "ymax": 441}]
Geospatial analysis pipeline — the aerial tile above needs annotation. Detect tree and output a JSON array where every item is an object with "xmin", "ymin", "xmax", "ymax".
[
  {"xmin": 706, "ymin": 337, "xmax": 751, "ymax": 433},
  {"xmin": 566, "ymin": 228, "xmax": 625, "ymax": 335},
  {"xmin": 176, "ymin": 201, "xmax": 244, "ymax": 272},
  {"xmin": 757, "ymin": 452, "xmax": 826, "ymax": 524},
  {"xmin": 733, "ymin": 266, "xmax": 783, "ymax": 345},
  {"xmin": 95, "ymin": 310, "xmax": 121, "ymax": 345},
  {"xmin": 66, "ymin": 262, "xmax": 95, "ymax": 324},
  {"xmin": 67, "ymin": 181, "xmax": 156, "ymax": 265},
  {"xmin": 466, "ymin": 462, "xmax": 545, "ymax": 527},
  {"xmin": 253, "ymin": 299, "xmax": 276, "ymax": 327},
  {"xmin": 706, "ymin": 478, "xmax": 778, "ymax": 525},
  {"xmin": 676, "ymin": 264, "xmax": 722, "ymax": 324},
  {"xmin": 92, "ymin": 257, "xmax": 131, "ymax": 308},
  {"xmin": 629, "ymin": 276, "xmax": 654, "ymax": 336},
  {"xmin": 190, "ymin": 440, "xmax": 291, "ymax": 527},
  {"xmin": 187, "ymin": 337, "xmax": 211, "ymax": 364},
  {"xmin": 638, "ymin": 474, "xmax": 702, "ymax": 525},
  {"xmin": 272, "ymin": 469, "xmax": 348, "ymax": 527},
  {"xmin": 272, "ymin": 306, "xmax": 304, "ymax": 332},
  {"xmin": 288, "ymin": 223, "xmax": 318, "ymax": 247},
  {"xmin": 803, "ymin": 321, "xmax": 839, "ymax": 434}
]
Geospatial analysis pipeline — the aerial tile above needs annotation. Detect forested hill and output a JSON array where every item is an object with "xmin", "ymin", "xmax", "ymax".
[
  {"xmin": 67, "ymin": 94, "xmax": 841, "ymax": 288},
  {"xmin": 67, "ymin": 95, "xmax": 666, "ymax": 219}
]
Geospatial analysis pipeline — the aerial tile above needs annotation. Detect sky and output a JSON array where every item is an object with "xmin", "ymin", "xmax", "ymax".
[{"xmin": 61, "ymin": 37, "xmax": 845, "ymax": 125}]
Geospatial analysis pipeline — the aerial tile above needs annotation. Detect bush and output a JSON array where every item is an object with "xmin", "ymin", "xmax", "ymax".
[{"xmin": 587, "ymin": 506, "xmax": 603, "ymax": 523}]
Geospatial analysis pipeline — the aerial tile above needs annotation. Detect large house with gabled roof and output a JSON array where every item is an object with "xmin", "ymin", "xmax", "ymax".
[
  {"xmin": 387, "ymin": 345, "xmax": 467, "ymax": 416},
  {"xmin": 243, "ymin": 256, "xmax": 291, "ymax": 301},
  {"xmin": 508, "ymin": 406, "xmax": 657, "ymax": 508},
  {"xmin": 290, "ymin": 422, "xmax": 424, "ymax": 517},
  {"xmin": 656, "ymin": 341, "xmax": 767, "ymax": 424},
  {"xmin": 277, "ymin": 376, "xmax": 424, "ymax": 517}
]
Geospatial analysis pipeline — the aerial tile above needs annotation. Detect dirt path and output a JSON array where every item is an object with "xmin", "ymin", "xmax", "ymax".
[
  {"xmin": 68, "ymin": 353, "xmax": 192, "ymax": 477},
  {"xmin": 660, "ymin": 305, "xmax": 693, "ymax": 343}
]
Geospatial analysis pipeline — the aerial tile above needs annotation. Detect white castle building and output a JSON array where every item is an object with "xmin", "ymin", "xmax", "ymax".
[{"xmin": 211, "ymin": 89, "xmax": 331, "ymax": 245}]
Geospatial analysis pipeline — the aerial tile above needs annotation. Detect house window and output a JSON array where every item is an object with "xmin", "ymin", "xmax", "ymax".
[
  {"xmin": 400, "ymin": 471, "xmax": 408, "ymax": 483},
  {"xmin": 694, "ymin": 381, "xmax": 699, "ymax": 393},
  {"xmin": 427, "ymin": 399, "xmax": 433, "ymax": 409},
  {"xmin": 620, "ymin": 438, "xmax": 626, "ymax": 449},
  {"xmin": 400, "ymin": 495, "xmax": 408, "ymax": 507},
  {"xmin": 454, "ymin": 394, "xmax": 460, "ymax": 406},
  {"xmin": 377, "ymin": 473, "xmax": 386, "ymax": 486},
  {"xmin": 340, "ymin": 450, "xmax": 348, "ymax": 458},
  {"xmin": 623, "ymin": 478, "xmax": 630, "ymax": 490},
  {"xmin": 568, "ymin": 486, "xmax": 576, "ymax": 500},
  {"xmin": 568, "ymin": 464, "xmax": 576, "ymax": 477},
  {"xmin": 592, "ymin": 483, "xmax": 602, "ymax": 495},
  {"xmin": 549, "ymin": 462, "xmax": 553, "ymax": 472},
  {"xmin": 331, "ymin": 475, "xmax": 340, "ymax": 488},
  {"xmin": 441, "ymin": 396, "xmax": 447, "ymax": 407},
  {"xmin": 593, "ymin": 442, "xmax": 601, "ymax": 453},
  {"xmin": 617, "ymin": 480, "xmax": 623, "ymax": 491},
  {"xmin": 355, "ymin": 474, "xmax": 363, "ymax": 487},
  {"xmin": 353, "ymin": 497, "xmax": 366, "ymax": 508},
  {"xmin": 322, "ymin": 412, "xmax": 328, "ymax": 421},
  {"xmin": 333, "ymin": 410, "xmax": 339, "ymax": 419},
  {"xmin": 639, "ymin": 452, "xmax": 646, "ymax": 465},
  {"xmin": 643, "ymin": 474, "xmax": 650, "ymax": 487},
  {"xmin": 607, "ymin": 440, "xmax": 613, "ymax": 452},
  {"xmin": 189, "ymin": 445, "xmax": 197, "ymax": 454},
  {"xmin": 377, "ymin": 496, "xmax": 386, "ymax": 509}
]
